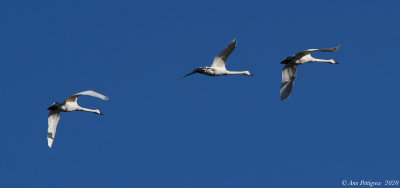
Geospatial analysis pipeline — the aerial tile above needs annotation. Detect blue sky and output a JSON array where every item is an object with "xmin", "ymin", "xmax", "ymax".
[{"xmin": 0, "ymin": 0, "xmax": 399, "ymax": 187}]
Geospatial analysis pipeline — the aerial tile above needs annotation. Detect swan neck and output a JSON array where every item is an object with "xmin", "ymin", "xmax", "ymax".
[
  {"xmin": 227, "ymin": 71, "xmax": 248, "ymax": 75},
  {"xmin": 311, "ymin": 58, "xmax": 333, "ymax": 63},
  {"xmin": 79, "ymin": 107, "xmax": 98, "ymax": 113}
]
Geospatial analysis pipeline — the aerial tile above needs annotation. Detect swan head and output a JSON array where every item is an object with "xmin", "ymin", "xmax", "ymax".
[
  {"xmin": 244, "ymin": 71, "xmax": 254, "ymax": 76},
  {"xmin": 95, "ymin": 109, "xmax": 104, "ymax": 115},
  {"xmin": 331, "ymin": 59, "xmax": 339, "ymax": 64}
]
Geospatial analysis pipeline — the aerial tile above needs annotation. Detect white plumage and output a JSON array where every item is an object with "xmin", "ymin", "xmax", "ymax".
[
  {"xmin": 47, "ymin": 90, "xmax": 108, "ymax": 148},
  {"xmin": 280, "ymin": 45, "xmax": 340, "ymax": 101},
  {"xmin": 184, "ymin": 39, "xmax": 254, "ymax": 77}
]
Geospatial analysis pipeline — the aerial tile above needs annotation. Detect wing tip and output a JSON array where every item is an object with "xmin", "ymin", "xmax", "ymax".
[
  {"xmin": 47, "ymin": 138, "xmax": 54, "ymax": 148},
  {"xmin": 280, "ymin": 91, "xmax": 291, "ymax": 101},
  {"xmin": 78, "ymin": 90, "xmax": 109, "ymax": 100},
  {"xmin": 231, "ymin": 39, "xmax": 237, "ymax": 46}
]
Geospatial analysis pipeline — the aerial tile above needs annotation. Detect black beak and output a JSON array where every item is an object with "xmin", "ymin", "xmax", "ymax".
[
  {"xmin": 183, "ymin": 71, "xmax": 197, "ymax": 78},
  {"xmin": 182, "ymin": 68, "xmax": 202, "ymax": 78},
  {"xmin": 100, "ymin": 112, "xmax": 104, "ymax": 115}
]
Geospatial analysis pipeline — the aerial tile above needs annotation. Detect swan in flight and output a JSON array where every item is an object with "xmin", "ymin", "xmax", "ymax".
[
  {"xmin": 280, "ymin": 45, "xmax": 340, "ymax": 101},
  {"xmin": 184, "ymin": 39, "xmax": 253, "ymax": 77},
  {"xmin": 47, "ymin": 90, "xmax": 109, "ymax": 148}
]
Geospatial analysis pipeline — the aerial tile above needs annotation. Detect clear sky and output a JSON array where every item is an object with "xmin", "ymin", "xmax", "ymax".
[{"xmin": 0, "ymin": 0, "xmax": 399, "ymax": 187}]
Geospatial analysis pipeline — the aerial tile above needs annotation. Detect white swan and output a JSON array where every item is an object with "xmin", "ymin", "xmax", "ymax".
[
  {"xmin": 47, "ymin": 90, "xmax": 109, "ymax": 148},
  {"xmin": 184, "ymin": 39, "xmax": 253, "ymax": 77},
  {"xmin": 280, "ymin": 45, "xmax": 340, "ymax": 101}
]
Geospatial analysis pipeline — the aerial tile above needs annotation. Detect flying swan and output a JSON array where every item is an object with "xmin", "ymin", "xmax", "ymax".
[
  {"xmin": 184, "ymin": 39, "xmax": 253, "ymax": 77},
  {"xmin": 280, "ymin": 45, "xmax": 340, "ymax": 101},
  {"xmin": 47, "ymin": 90, "xmax": 109, "ymax": 148}
]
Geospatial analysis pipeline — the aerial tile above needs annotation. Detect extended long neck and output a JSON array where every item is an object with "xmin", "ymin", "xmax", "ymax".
[
  {"xmin": 310, "ymin": 57, "xmax": 335, "ymax": 64},
  {"xmin": 226, "ymin": 70, "xmax": 250, "ymax": 75},
  {"xmin": 78, "ymin": 106, "xmax": 99, "ymax": 114}
]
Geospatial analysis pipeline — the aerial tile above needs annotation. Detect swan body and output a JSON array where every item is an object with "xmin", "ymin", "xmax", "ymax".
[
  {"xmin": 280, "ymin": 45, "xmax": 340, "ymax": 101},
  {"xmin": 47, "ymin": 90, "xmax": 108, "ymax": 148},
  {"xmin": 184, "ymin": 39, "xmax": 253, "ymax": 77}
]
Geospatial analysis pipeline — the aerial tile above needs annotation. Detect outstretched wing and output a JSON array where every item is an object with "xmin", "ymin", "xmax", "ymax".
[
  {"xmin": 211, "ymin": 39, "xmax": 237, "ymax": 67},
  {"xmin": 47, "ymin": 110, "xmax": 60, "ymax": 148},
  {"xmin": 65, "ymin": 90, "xmax": 109, "ymax": 103},
  {"xmin": 280, "ymin": 64, "xmax": 298, "ymax": 101},
  {"xmin": 295, "ymin": 45, "xmax": 340, "ymax": 58}
]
